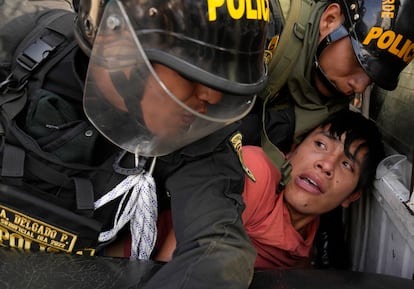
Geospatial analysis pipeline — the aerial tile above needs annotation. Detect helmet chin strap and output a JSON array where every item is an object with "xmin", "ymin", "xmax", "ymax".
[{"xmin": 313, "ymin": 25, "xmax": 353, "ymax": 98}]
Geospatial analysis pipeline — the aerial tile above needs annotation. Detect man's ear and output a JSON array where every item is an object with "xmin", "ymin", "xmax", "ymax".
[
  {"xmin": 285, "ymin": 143, "xmax": 299, "ymax": 160},
  {"xmin": 319, "ymin": 3, "xmax": 344, "ymax": 39},
  {"xmin": 341, "ymin": 190, "xmax": 362, "ymax": 208}
]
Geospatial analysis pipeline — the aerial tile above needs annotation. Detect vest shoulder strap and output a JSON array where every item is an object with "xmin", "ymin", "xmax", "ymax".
[
  {"xmin": 12, "ymin": 9, "xmax": 77, "ymax": 89},
  {"xmin": 262, "ymin": 0, "xmax": 316, "ymax": 101},
  {"xmin": 260, "ymin": 0, "xmax": 316, "ymax": 186},
  {"xmin": 0, "ymin": 9, "xmax": 77, "ymax": 120}
]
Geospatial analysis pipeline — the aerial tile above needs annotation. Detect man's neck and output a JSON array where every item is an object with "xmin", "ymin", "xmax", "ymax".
[{"xmin": 285, "ymin": 203, "xmax": 318, "ymax": 239}]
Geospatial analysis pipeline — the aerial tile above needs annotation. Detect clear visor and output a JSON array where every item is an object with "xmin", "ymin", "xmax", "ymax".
[{"xmin": 83, "ymin": 1, "xmax": 255, "ymax": 156}]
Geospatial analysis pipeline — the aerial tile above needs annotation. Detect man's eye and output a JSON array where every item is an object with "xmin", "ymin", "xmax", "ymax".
[
  {"xmin": 343, "ymin": 160, "xmax": 354, "ymax": 171},
  {"xmin": 315, "ymin": 140, "xmax": 326, "ymax": 149}
]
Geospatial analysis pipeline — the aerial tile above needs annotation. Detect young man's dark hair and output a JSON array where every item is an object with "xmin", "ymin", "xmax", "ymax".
[{"xmin": 318, "ymin": 109, "xmax": 385, "ymax": 194}]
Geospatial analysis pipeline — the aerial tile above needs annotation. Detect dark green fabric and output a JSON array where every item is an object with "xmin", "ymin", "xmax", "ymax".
[
  {"xmin": 265, "ymin": 0, "xmax": 351, "ymax": 144},
  {"xmin": 286, "ymin": 0, "xmax": 350, "ymax": 142}
]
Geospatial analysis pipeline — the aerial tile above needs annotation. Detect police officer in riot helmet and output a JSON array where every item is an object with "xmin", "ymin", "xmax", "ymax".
[
  {"xmin": 239, "ymin": 0, "xmax": 413, "ymax": 270},
  {"xmin": 242, "ymin": 0, "xmax": 414, "ymax": 151},
  {"xmin": 73, "ymin": 0, "xmax": 269, "ymax": 288},
  {"xmin": 315, "ymin": 0, "xmax": 414, "ymax": 97},
  {"xmin": 74, "ymin": 0, "xmax": 269, "ymax": 156}
]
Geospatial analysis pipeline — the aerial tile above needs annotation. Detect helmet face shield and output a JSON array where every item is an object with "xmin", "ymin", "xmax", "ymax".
[
  {"xmin": 121, "ymin": 0, "xmax": 268, "ymax": 94},
  {"xmin": 83, "ymin": 0, "xmax": 268, "ymax": 156}
]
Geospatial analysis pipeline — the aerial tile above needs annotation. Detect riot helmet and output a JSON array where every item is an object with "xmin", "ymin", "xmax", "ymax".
[
  {"xmin": 316, "ymin": 0, "xmax": 414, "ymax": 91},
  {"xmin": 75, "ymin": 0, "xmax": 269, "ymax": 156}
]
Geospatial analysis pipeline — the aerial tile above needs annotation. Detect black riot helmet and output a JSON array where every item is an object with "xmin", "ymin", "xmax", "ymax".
[
  {"xmin": 74, "ymin": 0, "xmax": 269, "ymax": 95},
  {"xmin": 318, "ymin": 0, "xmax": 414, "ymax": 91},
  {"xmin": 75, "ymin": 0, "xmax": 270, "ymax": 156}
]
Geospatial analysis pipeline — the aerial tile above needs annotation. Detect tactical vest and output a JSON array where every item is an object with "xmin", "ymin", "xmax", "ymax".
[
  {"xmin": 0, "ymin": 9, "xmax": 129, "ymax": 255},
  {"xmin": 261, "ymin": 0, "xmax": 317, "ymax": 187}
]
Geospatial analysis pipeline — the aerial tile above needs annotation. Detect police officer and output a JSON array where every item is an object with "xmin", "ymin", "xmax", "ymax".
[
  {"xmin": 240, "ymin": 0, "xmax": 414, "ymax": 270},
  {"xmin": 240, "ymin": 0, "xmax": 414, "ymax": 269},
  {"xmin": 0, "ymin": 0, "xmax": 270, "ymax": 288},
  {"xmin": 242, "ymin": 0, "xmax": 414, "ymax": 150}
]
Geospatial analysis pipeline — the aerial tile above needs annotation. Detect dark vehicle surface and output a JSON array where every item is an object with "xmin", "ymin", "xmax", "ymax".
[{"xmin": 1, "ymin": 248, "xmax": 414, "ymax": 289}]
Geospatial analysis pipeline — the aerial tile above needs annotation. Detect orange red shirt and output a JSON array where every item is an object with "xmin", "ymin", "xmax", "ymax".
[
  {"xmin": 241, "ymin": 146, "xmax": 319, "ymax": 269},
  {"xmin": 152, "ymin": 145, "xmax": 319, "ymax": 268}
]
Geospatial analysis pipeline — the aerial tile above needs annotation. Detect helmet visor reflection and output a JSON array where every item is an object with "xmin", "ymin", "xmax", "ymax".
[{"xmin": 83, "ymin": 1, "xmax": 256, "ymax": 156}]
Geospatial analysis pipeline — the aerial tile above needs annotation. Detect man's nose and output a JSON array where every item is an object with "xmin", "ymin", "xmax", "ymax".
[
  {"xmin": 194, "ymin": 84, "xmax": 223, "ymax": 104},
  {"xmin": 315, "ymin": 156, "xmax": 336, "ymax": 178}
]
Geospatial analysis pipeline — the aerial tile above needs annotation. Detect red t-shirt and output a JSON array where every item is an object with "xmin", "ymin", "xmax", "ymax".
[{"xmin": 241, "ymin": 146, "xmax": 319, "ymax": 269}]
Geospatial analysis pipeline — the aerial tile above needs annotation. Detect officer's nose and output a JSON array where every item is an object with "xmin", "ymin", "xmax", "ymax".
[
  {"xmin": 348, "ymin": 72, "xmax": 372, "ymax": 94},
  {"xmin": 194, "ymin": 84, "xmax": 223, "ymax": 105}
]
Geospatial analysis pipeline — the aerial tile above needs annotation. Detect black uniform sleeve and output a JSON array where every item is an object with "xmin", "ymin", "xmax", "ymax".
[{"xmin": 145, "ymin": 123, "xmax": 256, "ymax": 289}]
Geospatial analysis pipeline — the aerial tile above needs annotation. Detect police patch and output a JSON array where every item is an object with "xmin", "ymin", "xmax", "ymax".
[
  {"xmin": 264, "ymin": 34, "xmax": 279, "ymax": 64},
  {"xmin": 0, "ymin": 205, "xmax": 78, "ymax": 253},
  {"xmin": 230, "ymin": 132, "xmax": 256, "ymax": 182}
]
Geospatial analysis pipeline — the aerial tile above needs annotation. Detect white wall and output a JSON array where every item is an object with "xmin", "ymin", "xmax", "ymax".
[{"xmin": 347, "ymin": 171, "xmax": 414, "ymax": 280}]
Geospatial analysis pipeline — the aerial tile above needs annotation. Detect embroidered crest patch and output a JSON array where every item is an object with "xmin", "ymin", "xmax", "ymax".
[{"xmin": 230, "ymin": 132, "xmax": 256, "ymax": 182}]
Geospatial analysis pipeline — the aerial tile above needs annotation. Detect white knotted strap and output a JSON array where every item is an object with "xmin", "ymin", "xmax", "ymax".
[{"xmin": 94, "ymin": 171, "xmax": 157, "ymax": 259}]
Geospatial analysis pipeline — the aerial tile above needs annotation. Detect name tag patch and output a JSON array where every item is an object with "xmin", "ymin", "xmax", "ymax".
[{"xmin": 0, "ymin": 205, "xmax": 77, "ymax": 253}]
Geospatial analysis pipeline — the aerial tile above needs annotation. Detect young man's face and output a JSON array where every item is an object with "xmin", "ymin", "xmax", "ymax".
[
  {"xmin": 314, "ymin": 3, "xmax": 373, "ymax": 97},
  {"xmin": 284, "ymin": 125, "xmax": 366, "ymax": 218}
]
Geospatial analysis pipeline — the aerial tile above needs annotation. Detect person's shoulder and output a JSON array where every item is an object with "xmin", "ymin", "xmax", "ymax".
[
  {"xmin": 241, "ymin": 145, "xmax": 282, "ymax": 223},
  {"xmin": 242, "ymin": 145, "xmax": 281, "ymax": 184},
  {"xmin": 242, "ymin": 145, "xmax": 267, "ymax": 162},
  {"xmin": 178, "ymin": 123, "xmax": 241, "ymax": 158},
  {"xmin": 0, "ymin": 8, "xmax": 75, "ymax": 72},
  {"xmin": 242, "ymin": 145, "xmax": 276, "ymax": 167}
]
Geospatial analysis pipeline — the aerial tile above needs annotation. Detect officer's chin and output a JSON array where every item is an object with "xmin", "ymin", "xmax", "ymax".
[
  {"xmin": 313, "ymin": 74, "xmax": 351, "ymax": 99},
  {"xmin": 313, "ymin": 74, "xmax": 334, "ymax": 98}
]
